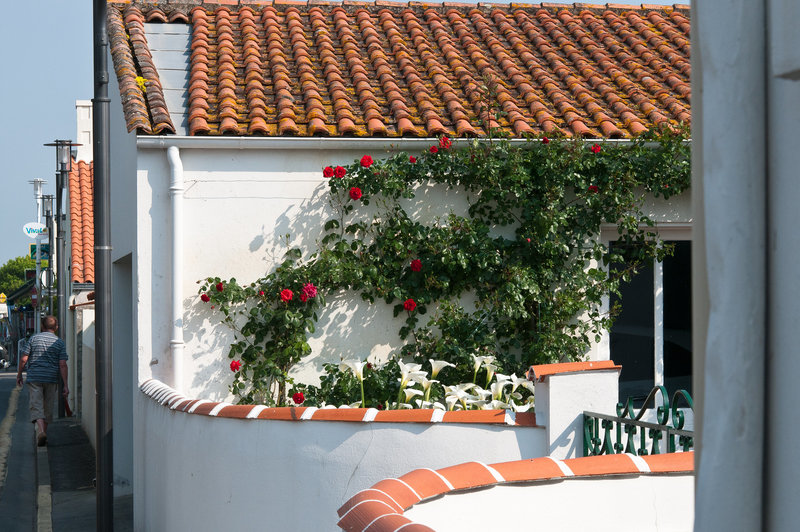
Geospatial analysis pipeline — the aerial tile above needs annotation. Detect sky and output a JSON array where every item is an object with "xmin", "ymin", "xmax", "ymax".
[{"xmin": 0, "ymin": 0, "xmax": 681, "ymax": 267}]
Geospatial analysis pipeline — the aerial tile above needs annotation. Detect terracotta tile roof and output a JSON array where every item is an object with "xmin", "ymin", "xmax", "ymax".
[
  {"xmin": 140, "ymin": 379, "xmax": 538, "ymax": 425},
  {"xmin": 108, "ymin": 1, "xmax": 690, "ymax": 139},
  {"xmin": 68, "ymin": 160, "xmax": 95, "ymax": 284},
  {"xmin": 337, "ymin": 452, "xmax": 694, "ymax": 531}
]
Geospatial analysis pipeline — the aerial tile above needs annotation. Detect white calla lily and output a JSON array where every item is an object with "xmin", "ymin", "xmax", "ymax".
[
  {"xmin": 429, "ymin": 359, "xmax": 455, "ymax": 378},
  {"xmin": 445, "ymin": 395, "xmax": 460, "ymax": 411},
  {"xmin": 490, "ymin": 380, "xmax": 509, "ymax": 401},
  {"xmin": 339, "ymin": 360, "xmax": 366, "ymax": 381},
  {"xmin": 508, "ymin": 373, "xmax": 530, "ymax": 393},
  {"xmin": 484, "ymin": 363, "xmax": 497, "ymax": 386},
  {"xmin": 403, "ymin": 388, "xmax": 424, "ymax": 403}
]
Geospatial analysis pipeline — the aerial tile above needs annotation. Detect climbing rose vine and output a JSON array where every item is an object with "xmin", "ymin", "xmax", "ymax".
[{"xmin": 199, "ymin": 127, "xmax": 690, "ymax": 406}]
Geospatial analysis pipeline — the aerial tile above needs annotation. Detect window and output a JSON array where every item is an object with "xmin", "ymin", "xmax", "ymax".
[{"xmin": 608, "ymin": 239, "xmax": 692, "ymax": 404}]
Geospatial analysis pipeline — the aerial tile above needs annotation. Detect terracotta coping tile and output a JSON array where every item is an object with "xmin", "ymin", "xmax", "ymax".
[
  {"xmin": 397, "ymin": 468, "xmax": 453, "ymax": 500},
  {"xmin": 441, "ymin": 410, "xmax": 509, "ymax": 424},
  {"xmin": 337, "ymin": 499, "xmax": 402, "ymax": 532},
  {"xmin": 527, "ymin": 360, "xmax": 621, "ymax": 381},
  {"xmin": 437, "ymin": 461, "xmax": 502, "ymax": 489},
  {"xmin": 563, "ymin": 453, "xmax": 641, "ymax": 476},
  {"xmin": 312, "ymin": 408, "xmax": 373, "ymax": 422},
  {"xmin": 641, "ymin": 451, "xmax": 694, "ymax": 473},
  {"xmin": 489, "ymin": 456, "xmax": 567, "ymax": 482}
]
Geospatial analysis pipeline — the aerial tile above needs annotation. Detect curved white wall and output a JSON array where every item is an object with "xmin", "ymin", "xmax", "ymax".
[{"xmin": 135, "ymin": 391, "xmax": 545, "ymax": 531}]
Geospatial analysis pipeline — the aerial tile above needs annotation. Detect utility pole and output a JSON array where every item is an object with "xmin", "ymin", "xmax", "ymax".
[{"xmin": 94, "ymin": 0, "xmax": 114, "ymax": 528}]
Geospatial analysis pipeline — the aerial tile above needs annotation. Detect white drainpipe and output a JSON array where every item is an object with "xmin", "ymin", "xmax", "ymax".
[{"xmin": 167, "ymin": 146, "xmax": 184, "ymax": 392}]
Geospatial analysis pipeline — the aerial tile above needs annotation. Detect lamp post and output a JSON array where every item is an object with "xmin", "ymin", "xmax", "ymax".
[
  {"xmin": 28, "ymin": 179, "xmax": 47, "ymax": 335},
  {"xmin": 42, "ymin": 195, "xmax": 55, "ymax": 316},
  {"xmin": 44, "ymin": 140, "xmax": 81, "ymax": 336}
]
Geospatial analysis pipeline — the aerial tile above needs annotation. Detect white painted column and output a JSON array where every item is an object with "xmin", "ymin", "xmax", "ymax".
[
  {"xmin": 532, "ymin": 362, "xmax": 621, "ymax": 459},
  {"xmin": 693, "ymin": 1, "xmax": 766, "ymax": 530},
  {"xmin": 765, "ymin": 1, "xmax": 800, "ymax": 529}
]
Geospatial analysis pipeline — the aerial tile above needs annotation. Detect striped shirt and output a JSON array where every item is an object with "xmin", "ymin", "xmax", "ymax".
[{"xmin": 21, "ymin": 331, "xmax": 67, "ymax": 383}]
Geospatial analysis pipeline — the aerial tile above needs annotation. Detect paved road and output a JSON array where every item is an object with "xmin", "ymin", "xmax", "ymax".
[{"xmin": 0, "ymin": 371, "xmax": 36, "ymax": 532}]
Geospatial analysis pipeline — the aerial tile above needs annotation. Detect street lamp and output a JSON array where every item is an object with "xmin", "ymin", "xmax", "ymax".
[
  {"xmin": 41, "ymin": 195, "xmax": 54, "ymax": 317},
  {"xmin": 44, "ymin": 140, "xmax": 81, "ymax": 338}
]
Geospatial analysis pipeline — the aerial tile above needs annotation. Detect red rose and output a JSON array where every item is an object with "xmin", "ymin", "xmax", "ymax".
[
  {"xmin": 542, "ymin": 137, "xmax": 550, "ymax": 144},
  {"xmin": 258, "ymin": 290, "xmax": 265, "ymax": 296},
  {"xmin": 323, "ymin": 166, "xmax": 334, "ymax": 178},
  {"xmin": 280, "ymin": 289, "xmax": 293, "ymax": 302},
  {"xmin": 526, "ymin": 238, "xmax": 531, "ymax": 243},
  {"xmin": 360, "ymin": 155, "xmax": 373, "ymax": 168},
  {"xmin": 302, "ymin": 282, "xmax": 317, "ymax": 299},
  {"xmin": 429, "ymin": 145, "xmax": 438, "ymax": 154},
  {"xmin": 230, "ymin": 360, "xmax": 241, "ymax": 372},
  {"xmin": 410, "ymin": 259, "xmax": 422, "ymax": 272},
  {"xmin": 216, "ymin": 282, "xmax": 224, "ymax": 292},
  {"xmin": 409, "ymin": 155, "xmax": 417, "ymax": 163},
  {"xmin": 334, "ymin": 166, "xmax": 346, "ymax": 178},
  {"xmin": 439, "ymin": 136, "xmax": 452, "ymax": 149},
  {"xmin": 588, "ymin": 185, "xmax": 599, "ymax": 193},
  {"xmin": 300, "ymin": 292, "xmax": 308, "ymax": 302},
  {"xmin": 349, "ymin": 187, "xmax": 362, "ymax": 201},
  {"xmin": 201, "ymin": 293, "xmax": 210, "ymax": 302},
  {"xmin": 292, "ymin": 392, "xmax": 305, "ymax": 405},
  {"xmin": 403, "ymin": 298, "xmax": 417, "ymax": 312},
  {"xmin": 590, "ymin": 143, "xmax": 601, "ymax": 154}
]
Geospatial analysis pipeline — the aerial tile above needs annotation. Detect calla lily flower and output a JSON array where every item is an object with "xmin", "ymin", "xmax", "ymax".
[
  {"xmin": 340, "ymin": 360, "xmax": 366, "ymax": 381},
  {"xmin": 398, "ymin": 360, "xmax": 426, "ymax": 388},
  {"xmin": 445, "ymin": 395, "xmax": 460, "ymax": 411},
  {"xmin": 340, "ymin": 360, "xmax": 368, "ymax": 407},
  {"xmin": 490, "ymin": 381, "xmax": 509, "ymax": 401},
  {"xmin": 403, "ymin": 388, "xmax": 424, "ymax": 403},
  {"xmin": 429, "ymin": 359, "xmax": 455, "ymax": 378},
  {"xmin": 484, "ymin": 363, "xmax": 497, "ymax": 387},
  {"xmin": 466, "ymin": 398, "xmax": 489, "ymax": 409},
  {"xmin": 508, "ymin": 373, "xmax": 530, "ymax": 393}
]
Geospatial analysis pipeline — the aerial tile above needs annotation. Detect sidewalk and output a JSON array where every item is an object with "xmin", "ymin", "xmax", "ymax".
[{"xmin": 37, "ymin": 417, "xmax": 133, "ymax": 531}]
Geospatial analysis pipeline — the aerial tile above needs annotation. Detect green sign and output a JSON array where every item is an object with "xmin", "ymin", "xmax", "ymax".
[{"xmin": 29, "ymin": 243, "xmax": 51, "ymax": 261}]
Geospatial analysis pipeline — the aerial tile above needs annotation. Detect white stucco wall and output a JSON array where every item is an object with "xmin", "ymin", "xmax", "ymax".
[
  {"xmin": 131, "ymin": 141, "xmax": 692, "ymax": 401},
  {"xmin": 135, "ymin": 391, "xmax": 545, "ymax": 531}
]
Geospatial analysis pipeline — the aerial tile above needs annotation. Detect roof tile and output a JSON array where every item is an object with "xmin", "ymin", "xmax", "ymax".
[
  {"xmin": 68, "ymin": 160, "xmax": 95, "ymax": 284},
  {"xmin": 109, "ymin": 1, "xmax": 690, "ymax": 138}
]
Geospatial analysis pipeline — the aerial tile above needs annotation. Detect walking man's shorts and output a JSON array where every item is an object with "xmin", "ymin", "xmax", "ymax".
[{"xmin": 27, "ymin": 382, "xmax": 58, "ymax": 423}]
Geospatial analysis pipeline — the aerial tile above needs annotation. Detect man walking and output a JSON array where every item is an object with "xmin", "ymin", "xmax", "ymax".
[{"xmin": 16, "ymin": 316, "xmax": 69, "ymax": 446}]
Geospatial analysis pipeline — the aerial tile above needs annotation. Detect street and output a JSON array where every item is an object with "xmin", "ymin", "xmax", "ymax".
[{"xmin": 0, "ymin": 371, "xmax": 36, "ymax": 531}]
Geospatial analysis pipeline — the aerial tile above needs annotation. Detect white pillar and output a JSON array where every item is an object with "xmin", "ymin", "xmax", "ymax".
[
  {"xmin": 531, "ymin": 361, "xmax": 621, "ymax": 459},
  {"xmin": 765, "ymin": 1, "xmax": 800, "ymax": 528},
  {"xmin": 693, "ymin": 1, "xmax": 766, "ymax": 530}
]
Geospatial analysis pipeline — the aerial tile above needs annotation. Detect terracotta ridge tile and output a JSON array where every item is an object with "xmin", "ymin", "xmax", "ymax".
[
  {"xmin": 108, "ymin": 7, "xmax": 152, "ymax": 133},
  {"xmin": 123, "ymin": 6, "xmax": 176, "ymax": 133},
  {"xmin": 189, "ymin": 8, "xmax": 212, "ymax": 134}
]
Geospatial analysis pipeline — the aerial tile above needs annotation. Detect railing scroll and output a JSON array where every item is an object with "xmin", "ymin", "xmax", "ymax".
[{"xmin": 583, "ymin": 386, "xmax": 694, "ymax": 456}]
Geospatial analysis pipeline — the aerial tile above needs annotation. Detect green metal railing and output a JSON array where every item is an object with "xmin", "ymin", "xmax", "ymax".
[{"xmin": 583, "ymin": 386, "xmax": 694, "ymax": 456}]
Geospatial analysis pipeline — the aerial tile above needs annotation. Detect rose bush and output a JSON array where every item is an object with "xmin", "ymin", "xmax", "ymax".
[{"xmin": 200, "ymin": 128, "xmax": 690, "ymax": 406}]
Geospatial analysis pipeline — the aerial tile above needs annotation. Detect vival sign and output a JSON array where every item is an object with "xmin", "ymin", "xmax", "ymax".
[{"xmin": 23, "ymin": 222, "xmax": 47, "ymax": 239}]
